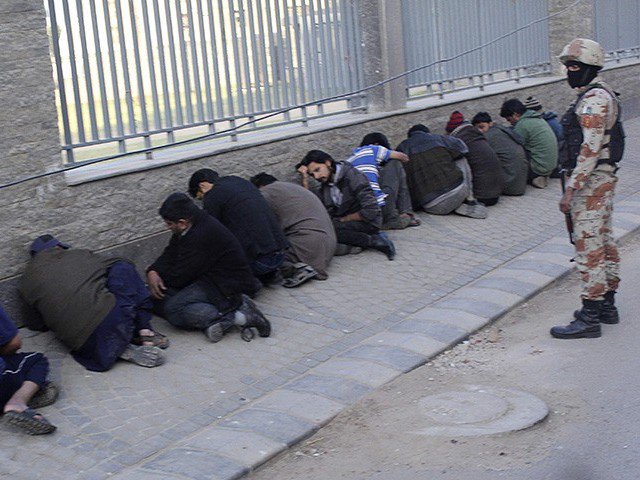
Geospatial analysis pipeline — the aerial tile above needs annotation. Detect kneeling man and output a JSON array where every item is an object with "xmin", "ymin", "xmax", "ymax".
[{"xmin": 147, "ymin": 193, "xmax": 270, "ymax": 342}]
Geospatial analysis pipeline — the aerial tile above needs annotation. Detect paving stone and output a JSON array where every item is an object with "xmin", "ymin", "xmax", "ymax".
[
  {"xmin": 218, "ymin": 408, "xmax": 316, "ymax": 446},
  {"xmin": 183, "ymin": 427, "xmax": 286, "ymax": 468},
  {"xmin": 471, "ymin": 277, "xmax": 540, "ymax": 298},
  {"xmin": 340, "ymin": 345, "xmax": 426, "ymax": 373},
  {"xmin": 141, "ymin": 448, "xmax": 246, "ymax": 480},
  {"xmin": 434, "ymin": 297, "xmax": 507, "ymax": 320},
  {"xmin": 363, "ymin": 332, "xmax": 447, "ymax": 357},
  {"xmin": 531, "ymin": 242, "xmax": 576, "ymax": 256},
  {"xmin": 390, "ymin": 317, "xmax": 469, "ymax": 343},
  {"xmin": 110, "ymin": 470, "xmax": 185, "ymax": 480},
  {"xmin": 613, "ymin": 215, "xmax": 640, "ymax": 231},
  {"xmin": 287, "ymin": 374, "xmax": 373, "ymax": 403},
  {"xmin": 311, "ymin": 357, "xmax": 400, "ymax": 387},
  {"xmin": 448, "ymin": 287, "xmax": 524, "ymax": 307},
  {"xmin": 407, "ymin": 307, "xmax": 488, "ymax": 332},
  {"xmin": 504, "ymin": 259, "xmax": 572, "ymax": 277},
  {"xmin": 482, "ymin": 268, "xmax": 556, "ymax": 288},
  {"xmin": 251, "ymin": 390, "xmax": 345, "ymax": 425}
]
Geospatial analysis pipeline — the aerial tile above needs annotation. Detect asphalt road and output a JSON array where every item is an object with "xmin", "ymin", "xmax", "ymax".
[{"xmin": 248, "ymin": 233, "xmax": 640, "ymax": 480}]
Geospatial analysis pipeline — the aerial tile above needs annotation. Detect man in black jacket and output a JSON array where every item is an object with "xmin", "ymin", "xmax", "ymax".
[
  {"xmin": 147, "ymin": 193, "xmax": 270, "ymax": 343},
  {"xmin": 299, "ymin": 150, "xmax": 396, "ymax": 260},
  {"xmin": 188, "ymin": 169, "xmax": 288, "ymax": 285}
]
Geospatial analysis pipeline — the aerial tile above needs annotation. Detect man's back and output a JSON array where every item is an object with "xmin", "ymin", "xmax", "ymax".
[
  {"xmin": 346, "ymin": 145, "xmax": 391, "ymax": 206},
  {"xmin": 485, "ymin": 125, "xmax": 528, "ymax": 196},
  {"xmin": 202, "ymin": 175, "xmax": 287, "ymax": 261},
  {"xmin": 513, "ymin": 110, "xmax": 559, "ymax": 176},
  {"xmin": 149, "ymin": 209, "xmax": 257, "ymax": 297},
  {"xmin": 260, "ymin": 181, "xmax": 335, "ymax": 237}
]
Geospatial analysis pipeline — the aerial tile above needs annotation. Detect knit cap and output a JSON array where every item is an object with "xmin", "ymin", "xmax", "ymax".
[
  {"xmin": 445, "ymin": 111, "xmax": 465, "ymax": 133},
  {"xmin": 524, "ymin": 96, "xmax": 542, "ymax": 111}
]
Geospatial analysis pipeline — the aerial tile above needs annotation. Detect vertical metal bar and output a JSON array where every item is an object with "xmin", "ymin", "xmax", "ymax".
[
  {"xmin": 236, "ymin": 0, "xmax": 256, "ymax": 115},
  {"xmin": 75, "ymin": 0, "xmax": 99, "ymax": 139},
  {"xmin": 282, "ymin": 0, "xmax": 301, "ymax": 114},
  {"xmin": 127, "ymin": 0, "xmax": 151, "ymax": 148},
  {"xmin": 61, "ymin": 0, "xmax": 85, "ymax": 143},
  {"xmin": 246, "ymin": 0, "xmax": 265, "ymax": 112},
  {"xmin": 272, "ymin": 0, "xmax": 291, "ymax": 119},
  {"xmin": 307, "ymin": 0, "xmax": 325, "ymax": 100},
  {"xmin": 114, "ymin": 0, "xmax": 137, "ymax": 134},
  {"xmin": 140, "ymin": 0, "xmax": 162, "ymax": 130},
  {"xmin": 264, "ymin": 0, "xmax": 283, "ymax": 112},
  {"xmin": 290, "ymin": 0, "xmax": 308, "ymax": 123},
  {"xmin": 227, "ymin": 0, "xmax": 247, "ymax": 115},
  {"xmin": 47, "ymin": 0, "xmax": 75, "ymax": 162},
  {"xmin": 195, "ymin": 0, "xmax": 215, "ymax": 126},
  {"xmin": 321, "ymin": 0, "xmax": 337, "ymax": 95},
  {"xmin": 164, "ymin": 0, "xmax": 183, "ymax": 125},
  {"xmin": 102, "ymin": 0, "xmax": 126, "ymax": 151},
  {"xmin": 152, "ymin": 0, "xmax": 174, "ymax": 140},
  {"xmin": 299, "ymin": 0, "xmax": 318, "ymax": 104},
  {"xmin": 254, "ymin": 0, "xmax": 273, "ymax": 111},
  {"xmin": 185, "ymin": 0, "xmax": 205, "ymax": 122},
  {"xmin": 88, "ymin": 1, "xmax": 112, "ymax": 138},
  {"xmin": 216, "ymin": 0, "xmax": 238, "ymax": 138},
  {"xmin": 329, "ymin": 0, "xmax": 348, "ymax": 92},
  {"xmin": 175, "ymin": 0, "xmax": 194, "ymax": 123},
  {"xmin": 349, "ymin": 0, "xmax": 364, "ymax": 96},
  {"xmin": 206, "ymin": 0, "xmax": 226, "ymax": 119},
  {"xmin": 340, "ymin": 0, "xmax": 356, "ymax": 93}
]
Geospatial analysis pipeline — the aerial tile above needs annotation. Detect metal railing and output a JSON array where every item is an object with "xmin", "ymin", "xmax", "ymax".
[
  {"xmin": 46, "ymin": 0, "xmax": 365, "ymax": 164},
  {"xmin": 595, "ymin": 0, "xmax": 640, "ymax": 63},
  {"xmin": 401, "ymin": 0, "xmax": 551, "ymax": 100}
]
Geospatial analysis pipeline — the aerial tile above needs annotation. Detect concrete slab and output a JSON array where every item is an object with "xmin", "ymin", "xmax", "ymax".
[
  {"xmin": 311, "ymin": 357, "xmax": 401, "ymax": 387},
  {"xmin": 218, "ymin": 409, "xmax": 316, "ymax": 446},
  {"xmin": 447, "ymin": 287, "xmax": 524, "ymax": 306},
  {"xmin": 286, "ymin": 374, "xmax": 373, "ymax": 403},
  {"xmin": 390, "ymin": 317, "xmax": 469, "ymax": 343},
  {"xmin": 140, "ymin": 449, "xmax": 247, "ymax": 480},
  {"xmin": 363, "ymin": 332, "xmax": 448, "ymax": 357},
  {"xmin": 340, "ymin": 344, "xmax": 427, "ymax": 373},
  {"xmin": 251, "ymin": 390, "xmax": 345, "ymax": 425}
]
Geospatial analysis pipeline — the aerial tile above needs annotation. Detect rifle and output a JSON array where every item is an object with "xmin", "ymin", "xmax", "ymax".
[{"xmin": 559, "ymin": 169, "xmax": 575, "ymax": 246}]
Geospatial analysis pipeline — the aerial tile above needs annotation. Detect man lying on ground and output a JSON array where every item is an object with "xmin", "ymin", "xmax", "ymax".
[
  {"xmin": 299, "ymin": 150, "xmax": 396, "ymax": 260},
  {"xmin": 250, "ymin": 173, "xmax": 337, "ymax": 287},
  {"xmin": 1, "ymin": 305, "xmax": 57, "ymax": 435},
  {"xmin": 147, "ymin": 193, "xmax": 270, "ymax": 343},
  {"xmin": 20, "ymin": 235, "xmax": 167, "ymax": 371}
]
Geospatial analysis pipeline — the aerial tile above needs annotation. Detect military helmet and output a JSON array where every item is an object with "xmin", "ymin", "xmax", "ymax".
[{"xmin": 559, "ymin": 38, "xmax": 605, "ymax": 67}]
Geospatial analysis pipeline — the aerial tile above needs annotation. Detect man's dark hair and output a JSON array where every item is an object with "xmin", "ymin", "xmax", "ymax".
[
  {"xmin": 250, "ymin": 172, "xmax": 278, "ymax": 188},
  {"xmin": 408, "ymin": 124, "xmax": 430, "ymax": 136},
  {"xmin": 159, "ymin": 192, "xmax": 199, "ymax": 222},
  {"xmin": 360, "ymin": 132, "xmax": 391, "ymax": 149},
  {"xmin": 471, "ymin": 112, "xmax": 492, "ymax": 125},
  {"xmin": 300, "ymin": 150, "xmax": 334, "ymax": 167},
  {"xmin": 188, "ymin": 168, "xmax": 219, "ymax": 197},
  {"xmin": 500, "ymin": 99, "xmax": 526, "ymax": 119}
]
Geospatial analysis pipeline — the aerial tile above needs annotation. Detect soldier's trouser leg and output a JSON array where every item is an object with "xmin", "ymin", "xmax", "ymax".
[{"xmin": 571, "ymin": 171, "xmax": 619, "ymax": 301}]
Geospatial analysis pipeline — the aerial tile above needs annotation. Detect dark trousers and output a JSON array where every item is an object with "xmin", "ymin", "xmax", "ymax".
[
  {"xmin": 72, "ymin": 261, "xmax": 153, "ymax": 372},
  {"xmin": 380, "ymin": 159, "xmax": 413, "ymax": 222},
  {"xmin": 153, "ymin": 280, "xmax": 242, "ymax": 331},
  {"xmin": 0, "ymin": 352, "xmax": 49, "ymax": 410},
  {"xmin": 333, "ymin": 219, "xmax": 379, "ymax": 248}
]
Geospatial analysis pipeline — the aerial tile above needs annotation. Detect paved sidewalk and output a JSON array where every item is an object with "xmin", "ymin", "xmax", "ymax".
[{"xmin": 3, "ymin": 117, "xmax": 640, "ymax": 480}]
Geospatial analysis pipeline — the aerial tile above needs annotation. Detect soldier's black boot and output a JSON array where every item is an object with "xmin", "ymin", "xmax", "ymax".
[
  {"xmin": 600, "ymin": 291, "xmax": 619, "ymax": 324},
  {"xmin": 551, "ymin": 299, "xmax": 602, "ymax": 339}
]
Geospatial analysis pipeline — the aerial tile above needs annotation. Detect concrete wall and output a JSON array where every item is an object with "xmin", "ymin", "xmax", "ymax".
[{"xmin": 2, "ymin": 0, "xmax": 640, "ymax": 322}]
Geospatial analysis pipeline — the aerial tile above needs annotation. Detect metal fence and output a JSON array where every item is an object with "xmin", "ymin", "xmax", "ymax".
[
  {"xmin": 594, "ymin": 0, "xmax": 640, "ymax": 62},
  {"xmin": 46, "ymin": 0, "xmax": 364, "ymax": 163},
  {"xmin": 401, "ymin": 0, "xmax": 551, "ymax": 99}
]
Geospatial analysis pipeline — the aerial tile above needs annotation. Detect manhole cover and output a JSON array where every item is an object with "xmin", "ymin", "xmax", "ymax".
[{"xmin": 412, "ymin": 385, "xmax": 548, "ymax": 436}]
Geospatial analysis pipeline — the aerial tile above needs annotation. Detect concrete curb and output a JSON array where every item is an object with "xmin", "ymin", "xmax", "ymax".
[{"xmin": 119, "ymin": 191, "xmax": 640, "ymax": 479}]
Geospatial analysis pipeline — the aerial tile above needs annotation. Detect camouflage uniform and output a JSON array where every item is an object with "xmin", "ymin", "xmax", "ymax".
[{"xmin": 568, "ymin": 78, "xmax": 620, "ymax": 300}]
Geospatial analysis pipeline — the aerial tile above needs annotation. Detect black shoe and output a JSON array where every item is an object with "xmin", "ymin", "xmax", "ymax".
[
  {"xmin": 572, "ymin": 292, "xmax": 620, "ymax": 325},
  {"xmin": 551, "ymin": 301, "xmax": 602, "ymax": 339},
  {"xmin": 238, "ymin": 295, "xmax": 271, "ymax": 338},
  {"xmin": 204, "ymin": 317, "xmax": 235, "ymax": 343},
  {"xmin": 370, "ymin": 232, "xmax": 396, "ymax": 260}
]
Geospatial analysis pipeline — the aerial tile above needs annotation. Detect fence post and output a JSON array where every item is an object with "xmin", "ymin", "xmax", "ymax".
[
  {"xmin": 548, "ymin": 0, "xmax": 596, "ymax": 75},
  {"xmin": 357, "ymin": 0, "xmax": 406, "ymax": 112}
]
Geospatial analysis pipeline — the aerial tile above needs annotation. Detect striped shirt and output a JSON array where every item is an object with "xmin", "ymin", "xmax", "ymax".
[{"xmin": 346, "ymin": 145, "xmax": 391, "ymax": 206}]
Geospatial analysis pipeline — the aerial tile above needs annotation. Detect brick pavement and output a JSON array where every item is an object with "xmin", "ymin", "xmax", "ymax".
[{"xmin": 3, "ymin": 117, "xmax": 640, "ymax": 480}]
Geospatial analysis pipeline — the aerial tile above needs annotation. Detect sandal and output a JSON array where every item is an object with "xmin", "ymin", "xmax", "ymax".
[
  {"xmin": 28, "ymin": 381, "xmax": 60, "ymax": 410},
  {"xmin": 4, "ymin": 408, "xmax": 56, "ymax": 435},
  {"xmin": 132, "ymin": 331, "xmax": 169, "ymax": 349},
  {"xmin": 119, "ymin": 344, "xmax": 165, "ymax": 368},
  {"xmin": 282, "ymin": 264, "xmax": 318, "ymax": 288},
  {"xmin": 401, "ymin": 212, "xmax": 421, "ymax": 227}
]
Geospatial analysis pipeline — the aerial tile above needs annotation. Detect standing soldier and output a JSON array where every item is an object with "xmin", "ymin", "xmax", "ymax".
[{"xmin": 551, "ymin": 39, "xmax": 625, "ymax": 339}]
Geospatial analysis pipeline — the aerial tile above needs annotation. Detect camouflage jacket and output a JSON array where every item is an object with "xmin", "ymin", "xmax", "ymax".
[{"xmin": 568, "ymin": 77, "xmax": 619, "ymax": 191}]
